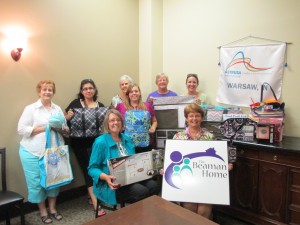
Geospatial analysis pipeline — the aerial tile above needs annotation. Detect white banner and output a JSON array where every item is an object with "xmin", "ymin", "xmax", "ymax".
[
  {"xmin": 216, "ymin": 43, "xmax": 286, "ymax": 107},
  {"xmin": 162, "ymin": 140, "xmax": 229, "ymax": 205}
]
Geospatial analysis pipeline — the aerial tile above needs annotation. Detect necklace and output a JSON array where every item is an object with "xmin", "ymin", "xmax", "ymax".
[{"xmin": 117, "ymin": 142, "xmax": 128, "ymax": 157}]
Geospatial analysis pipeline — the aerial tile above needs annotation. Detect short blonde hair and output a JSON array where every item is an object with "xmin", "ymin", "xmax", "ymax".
[
  {"xmin": 155, "ymin": 73, "xmax": 169, "ymax": 84},
  {"xmin": 36, "ymin": 80, "xmax": 56, "ymax": 94},
  {"xmin": 184, "ymin": 103, "xmax": 205, "ymax": 119}
]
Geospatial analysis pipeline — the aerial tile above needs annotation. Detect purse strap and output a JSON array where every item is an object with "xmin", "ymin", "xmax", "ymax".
[
  {"xmin": 45, "ymin": 125, "xmax": 61, "ymax": 148},
  {"xmin": 228, "ymin": 120, "xmax": 247, "ymax": 142},
  {"xmin": 260, "ymin": 82, "xmax": 278, "ymax": 102},
  {"xmin": 81, "ymin": 108, "xmax": 86, "ymax": 137}
]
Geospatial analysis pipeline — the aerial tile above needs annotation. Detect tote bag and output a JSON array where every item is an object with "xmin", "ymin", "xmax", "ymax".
[
  {"xmin": 124, "ymin": 110, "xmax": 151, "ymax": 147},
  {"xmin": 220, "ymin": 118, "xmax": 257, "ymax": 141},
  {"xmin": 69, "ymin": 107, "xmax": 108, "ymax": 137},
  {"xmin": 39, "ymin": 125, "xmax": 74, "ymax": 190},
  {"xmin": 250, "ymin": 82, "xmax": 285, "ymax": 118}
]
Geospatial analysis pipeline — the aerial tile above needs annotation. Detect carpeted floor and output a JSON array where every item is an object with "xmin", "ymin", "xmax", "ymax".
[
  {"xmin": 0, "ymin": 195, "xmax": 98, "ymax": 225},
  {"xmin": 0, "ymin": 195, "xmax": 253, "ymax": 225}
]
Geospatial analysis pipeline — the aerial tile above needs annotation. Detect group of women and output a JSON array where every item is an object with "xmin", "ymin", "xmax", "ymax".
[{"xmin": 17, "ymin": 73, "xmax": 217, "ymax": 224}]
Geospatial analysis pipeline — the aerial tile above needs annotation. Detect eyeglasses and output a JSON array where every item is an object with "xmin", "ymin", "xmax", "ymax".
[
  {"xmin": 82, "ymin": 87, "xmax": 95, "ymax": 91},
  {"xmin": 109, "ymin": 119, "xmax": 122, "ymax": 123}
]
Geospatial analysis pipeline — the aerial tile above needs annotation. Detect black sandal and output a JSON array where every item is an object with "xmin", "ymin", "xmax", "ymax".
[
  {"xmin": 41, "ymin": 215, "xmax": 53, "ymax": 224},
  {"xmin": 50, "ymin": 212, "xmax": 63, "ymax": 221}
]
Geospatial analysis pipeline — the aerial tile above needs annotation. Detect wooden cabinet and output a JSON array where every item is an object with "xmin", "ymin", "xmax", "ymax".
[
  {"xmin": 216, "ymin": 137, "xmax": 300, "ymax": 225},
  {"xmin": 259, "ymin": 162, "xmax": 288, "ymax": 222}
]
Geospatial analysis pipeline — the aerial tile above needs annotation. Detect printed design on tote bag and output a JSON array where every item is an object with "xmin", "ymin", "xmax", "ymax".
[
  {"xmin": 48, "ymin": 152, "xmax": 61, "ymax": 167},
  {"xmin": 164, "ymin": 149, "xmax": 225, "ymax": 190}
]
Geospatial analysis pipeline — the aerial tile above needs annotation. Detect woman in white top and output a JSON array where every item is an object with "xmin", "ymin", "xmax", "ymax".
[
  {"xmin": 110, "ymin": 74, "xmax": 133, "ymax": 108},
  {"xmin": 185, "ymin": 73, "xmax": 207, "ymax": 104},
  {"xmin": 18, "ymin": 80, "xmax": 67, "ymax": 224}
]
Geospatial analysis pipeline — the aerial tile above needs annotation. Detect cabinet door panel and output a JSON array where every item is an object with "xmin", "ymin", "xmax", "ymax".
[
  {"xmin": 289, "ymin": 169, "xmax": 300, "ymax": 225},
  {"xmin": 259, "ymin": 162, "xmax": 287, "ymax": 222},
  {"xmin": 232, "ymin": 157, "xmax": 258, "ymax": 211}
]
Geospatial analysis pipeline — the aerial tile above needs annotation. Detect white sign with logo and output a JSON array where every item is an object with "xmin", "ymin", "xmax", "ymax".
[
  {"xmin": 216, "ymin": 43, "xmax": 286, "ymax": 107},
  {"xmin": 162, "ymin": 140, "xmax": 230, "ymax": 205}
]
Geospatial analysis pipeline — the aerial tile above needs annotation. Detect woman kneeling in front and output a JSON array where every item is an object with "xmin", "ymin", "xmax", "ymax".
[{"xmin": 88, "ymin": 109, "xmax": 159, "ymax": 214}]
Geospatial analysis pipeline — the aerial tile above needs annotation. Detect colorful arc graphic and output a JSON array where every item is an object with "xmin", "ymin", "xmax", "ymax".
[{"xmin": 225, "ymin": 51, "xmax": 271, "ymax": 72}]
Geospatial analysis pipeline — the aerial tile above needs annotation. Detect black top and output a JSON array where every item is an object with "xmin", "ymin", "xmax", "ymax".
[{"xmin": 65, "ymin": 98, "xmax": 105, "ymax": 149}]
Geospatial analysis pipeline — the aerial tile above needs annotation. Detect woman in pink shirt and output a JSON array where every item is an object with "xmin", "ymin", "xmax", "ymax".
[{"xmin": 116, "ymin": 84, "xmax": 157, "ymax": 153}]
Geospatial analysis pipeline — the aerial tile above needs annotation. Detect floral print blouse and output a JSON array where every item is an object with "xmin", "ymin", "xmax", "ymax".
[{"xmin": 173, "ymin": 127, "xmax": 214, "ymax": 141}]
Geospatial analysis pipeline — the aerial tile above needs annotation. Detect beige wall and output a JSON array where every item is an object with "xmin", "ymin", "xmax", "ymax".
[
  {"xmin": 139, "ymin": 0, "xmax": 163, "ymax": 98},
  {"xmin": 0, "ymin": 0, "xmax": 139, "ymax": 198},
  {"xmin": 162, "ymin": 0, "xmax": 299, "ymax": 137}
]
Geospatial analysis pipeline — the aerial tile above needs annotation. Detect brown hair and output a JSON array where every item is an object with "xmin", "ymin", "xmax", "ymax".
[
  {"xmin": 124, "ymin": 83, "xmax": 146, "ymax": 110},
  {"xmin": 36, "ymin": 80, "xmax": 56, "ymax": 94},
  {"xmin": 184, "ymin": 103, "xmax": 205, "ymax": 118},
  {"xmin": 186, "ymin": 73, "xmax": 199, "ymax": 85}
]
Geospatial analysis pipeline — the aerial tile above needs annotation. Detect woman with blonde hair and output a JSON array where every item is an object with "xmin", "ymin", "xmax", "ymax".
[
  {"xmin": 116, "ymin": 83, "xmax": 157, "ymax": 153},
  {"xmin": 88, "ymin": 109, "xmax": 159, "ymax": 212},
  {"xmin": 146, "ymin": 73, "xmax": 177, "ymax": 103}
]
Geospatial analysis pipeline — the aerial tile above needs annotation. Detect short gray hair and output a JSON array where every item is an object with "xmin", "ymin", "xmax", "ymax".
[{"xmin": 119, "ymin": 74, "xmax": 133, "ymax": 84}]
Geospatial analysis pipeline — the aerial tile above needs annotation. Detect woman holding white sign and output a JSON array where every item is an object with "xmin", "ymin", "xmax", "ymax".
[{"xmin": 173, "ymin": 103, "xmax": 232, "ymax": 219}]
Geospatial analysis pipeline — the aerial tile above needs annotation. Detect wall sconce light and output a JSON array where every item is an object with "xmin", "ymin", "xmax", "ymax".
[
  {"xmin": 11, "ymin": 48, "xmax": 23, "ymax": 61},
  {"xmin": 2, "ymin": 26, "xmax": 28, "ymax": 62}
]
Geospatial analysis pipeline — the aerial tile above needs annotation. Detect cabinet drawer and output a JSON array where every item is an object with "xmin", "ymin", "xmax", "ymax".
[
  {"xmin": 237, "ymin": 147, "xmax": 258, "ymax": 159},
  {"xmin": 259, "ymin": 151, "xmax": 300, "ymax": 168},
  {"xmin": 290, "ymin": 191, "xmax": 300, "ymax": 206},
  {"xmin": 291, "ymin": 169, "xmax": 300, "ymax": 187}
]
